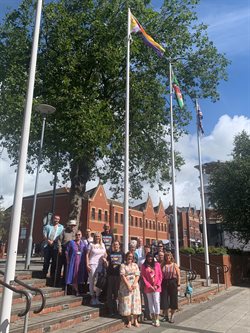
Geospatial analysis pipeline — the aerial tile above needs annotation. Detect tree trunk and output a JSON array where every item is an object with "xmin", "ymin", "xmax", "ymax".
[{"xmin": 69, "ymin": 160, "xmax": 90, "ymax": 227}]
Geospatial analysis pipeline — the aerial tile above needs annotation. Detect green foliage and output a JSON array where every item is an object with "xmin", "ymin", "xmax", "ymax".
[
  {"xmin": 208, "ymin": 246, "xmax": 228, "ymax": 255},
  {"xmin": 180, "ymin": 246, "xmax": 195, "ymax": 255},
  {"xmin": 209, "ymin": 131, "xmax": 250, "ymax": 244},
  {"xmin": 0, "ymin": 0, "xmax": 230, "ymax": 218},
  {"xmin": 195, "ymin": 246, "xmax": 204, "ymax": 254}
]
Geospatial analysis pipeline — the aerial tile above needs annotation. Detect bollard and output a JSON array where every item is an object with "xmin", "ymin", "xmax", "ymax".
[{"xmin": 216, "ymin": 266, "xmax": 220, "ymax": 292}]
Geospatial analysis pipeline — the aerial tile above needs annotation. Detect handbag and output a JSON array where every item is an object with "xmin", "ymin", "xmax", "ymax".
[
  {"xmin": 95, "ymin": 267, "xmax": 107, "ymax": 290},
  {"xmin": 185, "ymin": 282, "xmax": 193, "ymax": 295}
]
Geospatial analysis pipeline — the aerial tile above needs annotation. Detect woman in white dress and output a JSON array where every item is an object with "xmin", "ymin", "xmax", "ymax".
[{"xmin": 86, "ymin": 232, "xmax": 106, "ymax": 305}]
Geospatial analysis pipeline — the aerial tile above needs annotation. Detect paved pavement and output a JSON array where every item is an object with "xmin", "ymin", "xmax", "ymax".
[{"xmin": 119, "ymin": 286, "xmax": 250, "ymax": 333}]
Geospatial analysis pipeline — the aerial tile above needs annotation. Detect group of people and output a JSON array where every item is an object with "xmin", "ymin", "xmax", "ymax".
[{"xmin": 42, "ymin": 216, "xmax": 181, "ymax": 328}]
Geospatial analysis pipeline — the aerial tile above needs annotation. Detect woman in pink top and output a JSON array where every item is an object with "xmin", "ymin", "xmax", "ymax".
[{"xmin": 141, "ymin": 253, "xmax": 162, "ymax": 327}]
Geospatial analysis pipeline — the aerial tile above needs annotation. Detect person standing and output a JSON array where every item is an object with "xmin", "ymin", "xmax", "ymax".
[
  {"xmin": 160, "ymin": 251, "xmax": 181, "ymax": 323},
  {"xmin": 42, "ymin": 215, "xmax": 64, "ymax": 280},
  {"xmin": 82, "ymin": 228, "xmax": 93, "ymax": 247},
  {"xmin": 101, "ymin": 223, "xmax": 114, "ymax": 253},
  {"xmin": 135, "ymin": 237, "xmax": 144, "ymax": 264},
  {"xmin": 129, "ymin": 241, "xmax": 139, "ymax": 264},
  {"xmin": 65, "ymin": 230, "xmax": 88, "ymax": 296},
  {"xmin": 141, "ymin": 253, "xmax": 162, "ymax": 327},
  {"xmin": 104, "ymin": 241, "xmax": 124, "ymax": 316},
  {"xmin": 138, "ymin": 244, "xmax": 151, "ymax": 321},
  {"xmin": 86, "ymin": 232, "xmax": 107, "ymax": 305},
  {"xmin": 119, "ymin": 251, "xmax": 141, "ymax": 328},
  {"xmin": 57, "ymin": 219, "xmax": 77, "ymax": 287}
]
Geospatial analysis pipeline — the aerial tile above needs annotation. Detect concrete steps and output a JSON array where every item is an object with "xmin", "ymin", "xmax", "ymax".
[{"xmin": 0, "ymin": 260, "xmax": 226, "ymax": 333}]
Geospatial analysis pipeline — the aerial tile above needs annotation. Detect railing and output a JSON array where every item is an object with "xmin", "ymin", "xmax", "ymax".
[
  {"xmin": 0, "ymin": 270, "xmax": 46, "ymax": 333},
  {"xmin": 180, "ymin": 253, "xmax": 229, "ymax": 290},
  {"xmin": 0, "ymin": 280, "xmax": 32, "ymax": 317}
]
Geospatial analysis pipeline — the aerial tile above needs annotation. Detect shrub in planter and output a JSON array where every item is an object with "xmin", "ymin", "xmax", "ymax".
[
  {"xmin": 195, "ymin": 246, "xmax": 205, "ymax": 254},
  {"xmin": 180, "ymin": 247, "xmax": 196, "ymax": 255},
  {"xmin": 208, "ymin": 246, "xmax": 228, "ymax": 255}
]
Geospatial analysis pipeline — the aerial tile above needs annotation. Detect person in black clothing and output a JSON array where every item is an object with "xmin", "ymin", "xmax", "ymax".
[
  {"xmin": 103, "ymin": 240, "xmax": 124, "ymax": 316},
  {"xmin": 101, "ymin": 223, "xmax": 114, "ymax": 253}
]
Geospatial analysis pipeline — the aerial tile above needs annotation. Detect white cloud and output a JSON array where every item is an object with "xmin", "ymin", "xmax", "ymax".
[
  {"xmin": 1, "ymin": 114, "xmax": 250, "ymax": 211},
  {"xmin": 198, "ymin": 3, "xmax": 250, "ymax": 55},
  {"xmin": 153, "ymin": 114, "xmax": 250, "ymax": 209}
]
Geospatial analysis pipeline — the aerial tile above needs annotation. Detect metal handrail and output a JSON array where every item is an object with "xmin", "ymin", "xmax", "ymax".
[
  {"xmin": 0, "ymin": 270, "xmax": 46, "ymax": 314},
  {"xmin": 13, "ymin": 277, "xmax": 46, "ymax": 314},
  {"xmin": 180, "ymin": 253, "xmax": 229, "ymax": 272},
  {"xmin": 179, "ymin": 267, "xmax": 197, "ymax": 281},
  {"xmin": 0, "ymin": 280, "xmax": 32, "ymax": 317}
]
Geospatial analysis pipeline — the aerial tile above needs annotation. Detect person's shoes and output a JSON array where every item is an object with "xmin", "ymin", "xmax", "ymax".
[
  {"xmin": 169, "ymin": 317, "xmax": 175, "ymax": 323},
  {"xmin": 160, "ymin": 316, "xmax": 169, "ymax": 322},
  {"xmin": 95, "ymin": 298, "xmax": 102, "ymax": 305},
  {"xmin": 151, "ymin": 319, "xmax": 155, "ymax": 326},
  {"xmin": 155, "ymin": 319, "xmax": 160, "ymax": 327},
  {"xmin": 90, "ymin": 298, "xmax": 96, "ymax": 305}
]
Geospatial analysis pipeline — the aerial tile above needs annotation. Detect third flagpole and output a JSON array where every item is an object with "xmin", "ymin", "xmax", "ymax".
[
  {"xmin": 169, "ymin": 62, "xmax": 180, "ymax": 266},
  {"xmin": 196, "ymin": 99, "xmax": 211, "ymax": 286},
  {"xmin": 123, "ymin": 8, "xmax": 131, "ymax": 253}
]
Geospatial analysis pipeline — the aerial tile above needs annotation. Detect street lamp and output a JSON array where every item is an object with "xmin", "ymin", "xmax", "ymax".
[{"xmin": 25, "ymin": 104, "xmax": 55, "ymax": 269}]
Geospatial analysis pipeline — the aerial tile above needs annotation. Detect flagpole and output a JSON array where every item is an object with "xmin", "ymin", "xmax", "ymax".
[
  {"xmin": 169, "ymin": 62, "xmax": 180, "ymax": 266},
  {"xmin": 0, "ymin": 0, "xmax": 43, "ymax": 330},
  {"xmin": 196, "ymin": 99, "xmax": 211, "ymax": 286},
  {"xmin": 123, "ymin": 8, "xmax": 131, "ymax": 253}
]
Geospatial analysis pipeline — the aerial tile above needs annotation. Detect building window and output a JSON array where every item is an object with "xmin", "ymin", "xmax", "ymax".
[
  {"xmin": 104, "ymin": 210, "xmax": 108, "ymax": 222},
  {"xmin": 120, "ymin": 236, "xmax": 123, "ymax": 244},
  {"xmin": 120, "ymin": 214, "xmax": 124, "ymax": 224},
  {"xmin": 135, "ymin": 217, "xmax": 138, "ymax": 227},
  {"xmin": 130, "ymin": 216, "xmax": 134, "ymax": 226},
  {"xmin": 146, "ymin": 238, "xmax": 150, "ymax": 245},
  {"xmin": 140, "ymin": 218, "xmax": 142, "ymax": 228},
  {"xmin": 98, "ymin": 209, "xmax": 102, "ymax": 221},
  {"xmin": 153, "ymin": 221, "xmax": 156, "ymax": 230},
  {"xmin": 146, "ymin": 219, "xmax": 148, "ymax": 229},
  {"xmin": 149, "ymin": 220, "xmax": 152, "ymax": 229},
  {"xmin": 164, "ymin": 224, "xmax": 167, "ymax": 232},
  {"xmin": 115, "ymin": 212, "xmax": 118, "ymax": 224},
  {"xmin": 91, "ymin": 208, "xmax": 95, "ymax": 220},
  {"xmin": 161, "ymin": 223, "xmax": 164, "ymax": 231},
  {"xmin": 158, "ymin": 222, "xmax": 160, "ymax": 231}
]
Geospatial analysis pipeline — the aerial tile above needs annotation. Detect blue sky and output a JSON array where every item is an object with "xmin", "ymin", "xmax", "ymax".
[
  {"xmin": 1, "ymin": 0, "xmax": 249, "ymax": 134},
  {"xmin": 0, "ymin": 0, "xmax": 250, "ymax": 209}
]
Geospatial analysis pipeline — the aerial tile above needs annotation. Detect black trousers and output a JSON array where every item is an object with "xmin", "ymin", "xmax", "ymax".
[{"xmin": 43, "ymin": 245, "xmax": 58, "ymax": 278}]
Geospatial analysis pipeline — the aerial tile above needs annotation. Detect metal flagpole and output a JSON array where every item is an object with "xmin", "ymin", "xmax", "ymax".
[
  {"xmin": 195, "ymin": 99, "xmax": 211, "ymax": 286},
  {"xmin": 0, "ymin": 0, "xmax": 43, "ymax": 330},
  {"xmin": 169, "ymin": 62, "xmax": 180, "ymax": 266},
  {"xmin": 123, "ymin": 8, "xmax": 131, "ymax": 253}
]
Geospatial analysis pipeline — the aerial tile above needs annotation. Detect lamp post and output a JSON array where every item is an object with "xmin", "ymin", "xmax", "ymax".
[{"xmin": 25, "ymin": 104, "xmax": 55, "ymax": 269}]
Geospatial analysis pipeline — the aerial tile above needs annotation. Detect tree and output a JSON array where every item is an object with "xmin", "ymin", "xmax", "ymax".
[
  {"xmin": 0, "ymin": 0, "xmax": 230, "ymax": 223},
  {"xmin": 209, "ymin": 131, "xmax": 250, "ymax": 245}
]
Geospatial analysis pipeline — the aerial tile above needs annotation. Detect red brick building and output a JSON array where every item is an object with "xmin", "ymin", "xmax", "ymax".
[
  {"xmin": 165, "ymin": 205, "xmax": 202, "ymax": 248},
  {"xmin": 17, "ymin": 184, "xmax": 169, "ymax": 253}
]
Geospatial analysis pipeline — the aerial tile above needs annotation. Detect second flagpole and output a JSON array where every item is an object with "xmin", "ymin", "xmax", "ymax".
[
  {"xmin": 169, "ymin": 62, "xmax": 180, "ymax": 266},
  {"xmin": 123, "ymin": 8, "xmax": 131, "ymax": 253}
]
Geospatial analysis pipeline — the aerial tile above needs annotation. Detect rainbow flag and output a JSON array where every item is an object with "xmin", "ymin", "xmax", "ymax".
[
  {"xmin": 172, "ymin": 69, "xmax": 184, "ymax": 109},
  {"xmin": 130, "ymin": 12, "xmax": 165, "ymax": 57}
]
